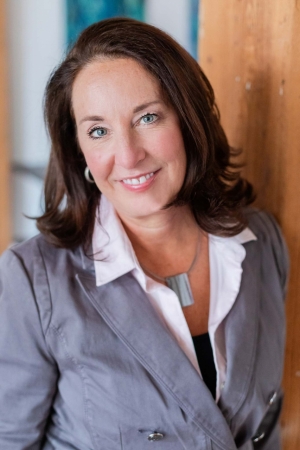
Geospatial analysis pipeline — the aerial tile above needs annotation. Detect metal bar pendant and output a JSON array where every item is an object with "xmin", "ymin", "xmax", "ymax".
[{"xmin": 165, "ymin": 273, "xmax": 194, "ymax": 307}]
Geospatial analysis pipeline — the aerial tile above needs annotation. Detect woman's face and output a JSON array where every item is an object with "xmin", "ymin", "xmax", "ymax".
[{"xmin": 72, "ymin": 57, "xmax": 187, "ymax": 221}]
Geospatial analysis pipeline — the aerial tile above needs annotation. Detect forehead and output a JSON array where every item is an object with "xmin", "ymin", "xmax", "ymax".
[{"xmin": 72, "ymin": 57, "xmax": 162, "ymax": 110}]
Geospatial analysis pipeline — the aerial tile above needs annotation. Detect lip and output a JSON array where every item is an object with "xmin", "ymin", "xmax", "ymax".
[{"xmin": 119, "ymin": 169, "xmax": 160, "ymax": 192}]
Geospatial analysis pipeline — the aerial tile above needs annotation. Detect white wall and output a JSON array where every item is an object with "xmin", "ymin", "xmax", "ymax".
[
  {"xmin": 7, "ymin": 0, "xmax": 66, "ymax": 240},
  {"xmin": 145, "ymin": 0, "xmax": 191, "ymax": 54}
]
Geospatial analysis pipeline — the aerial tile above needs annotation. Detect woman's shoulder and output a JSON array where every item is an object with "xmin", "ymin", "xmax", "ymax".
[
  {"xmin": 244, "ymin": 207, "xmax": 283, "ymax": 239},
  {"xmin": 244, "ymin": 207, "xmax": 289, "ymax": 294},
  {"xmin": 0, "ymin": 233, "xmax": 84, "ymax": 277},
  {"xmin": 1, "ymin": 233, "xmax": 50, "ymax": 260},
  {"xmin": 244, "ymin": 207, "xmax": 288, "ymax": 256},
  {"xmin": 0, "ymin": 234, "xmax": 87, "ymax": 334}
]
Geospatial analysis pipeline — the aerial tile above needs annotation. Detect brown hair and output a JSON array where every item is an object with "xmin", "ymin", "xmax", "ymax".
[{"xmin": 37, "ymin": 17, "xmax": 254, "ymax": 248}]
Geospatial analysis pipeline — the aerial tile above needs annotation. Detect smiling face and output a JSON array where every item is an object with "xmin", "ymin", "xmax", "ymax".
[{"xmin": 72, "ymin": 57, "xmax": 187, "ymax": 222}]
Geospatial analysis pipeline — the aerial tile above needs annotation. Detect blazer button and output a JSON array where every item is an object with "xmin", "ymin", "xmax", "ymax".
[
  {"xmin": 253, "ymin": 431, "xmax": 265, "ymax": 443},
  {"xmin": 147, "ymin": 432, "xmax": 164, "ymax": 441},
  {"xmin": 268, "ymin": 391, "xmax": 277, "ymax": 405}
]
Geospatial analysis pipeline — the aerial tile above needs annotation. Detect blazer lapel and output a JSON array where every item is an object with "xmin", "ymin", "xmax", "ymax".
[
  {"xmin": 76, "ymin": 271, "xmax": 236, "ymax": 450},
  {"xmin": 218, "ymin": 241, "xmax": 260, "ymax": 420}
]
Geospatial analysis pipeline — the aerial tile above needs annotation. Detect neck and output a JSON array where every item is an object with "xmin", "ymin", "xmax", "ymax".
[{"xmin": 118, "ymin": 205, "xmax": 201, "ymax": 274}]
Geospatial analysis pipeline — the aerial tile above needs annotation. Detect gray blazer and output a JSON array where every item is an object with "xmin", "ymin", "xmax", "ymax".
[{"xmin": 0, "ymin": 210, "xmax": 288, "ymax": 450}]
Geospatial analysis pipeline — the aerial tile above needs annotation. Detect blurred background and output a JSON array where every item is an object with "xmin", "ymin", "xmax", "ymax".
[
  {"xmin": 1, "ymin": 1, "xmax": 300, "ymax": 447},
  {"xmin": 6, "ymin": 0, "xmax": 199, "ymax": 243}
]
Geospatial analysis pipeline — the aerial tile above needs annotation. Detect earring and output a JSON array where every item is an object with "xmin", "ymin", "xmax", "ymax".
[{"xmin": 84, "ymin": 166, "xmax": 95, "ymax": 183}]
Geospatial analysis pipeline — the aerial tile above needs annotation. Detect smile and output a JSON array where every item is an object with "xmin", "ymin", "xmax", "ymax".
[{"xmin": 122, "ymin": 172, "xmax": 155, "ymax": 185}]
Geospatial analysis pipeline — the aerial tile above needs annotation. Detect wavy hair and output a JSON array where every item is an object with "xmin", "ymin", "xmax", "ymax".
[{"xmin": 37, "ymin": 17, "xmax": 254, "ymax": 248}]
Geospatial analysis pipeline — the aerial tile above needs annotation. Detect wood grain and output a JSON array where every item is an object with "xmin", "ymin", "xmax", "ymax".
[
  {"xmin": 0, "ymin": 0, "xmax": 11, "ymax": 253},
  {"xmin": 199, "ymin": 1, "xmax": 300, "ymax": 448}
]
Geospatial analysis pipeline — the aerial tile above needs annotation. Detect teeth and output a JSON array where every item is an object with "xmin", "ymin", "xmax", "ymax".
[{"xmin": 123, "ymin": 172, "xmax": 154, "ymax": 185}]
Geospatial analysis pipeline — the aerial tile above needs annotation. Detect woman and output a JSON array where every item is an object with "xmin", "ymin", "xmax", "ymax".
[{"xmin": 0, "ymin": 18, "xmax": 288, "ymax": 450}]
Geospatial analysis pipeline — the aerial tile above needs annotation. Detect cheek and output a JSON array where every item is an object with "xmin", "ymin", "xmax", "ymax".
[
  {"xmin": 151, "ymin": 128, "xmax": 186, "ymax": 163},
  {"xmin": 163, "ymin": 133, "xmax": 186, "ymax": 171},
  {"xmin": 83, "ymin": 150, "xmax": 114, "ymax": 185},
  {"xmin": 77, "ymin": 134, "xmax": 110, "ymax": 182}
]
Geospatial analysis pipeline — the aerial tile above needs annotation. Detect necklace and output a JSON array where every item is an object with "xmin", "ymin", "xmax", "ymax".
[{"xmin": 142, "ymin": 234, "xmax": 200, "ymax": 308}]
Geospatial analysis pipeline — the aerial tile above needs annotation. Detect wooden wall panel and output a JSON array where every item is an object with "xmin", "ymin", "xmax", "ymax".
[
  {"xmin": 199, "ymin": 1, "xmax": 300, "ymax": 448},
  {"xmin": 0, "ymin": 0, "xmax": 11, "ymax": 252}
]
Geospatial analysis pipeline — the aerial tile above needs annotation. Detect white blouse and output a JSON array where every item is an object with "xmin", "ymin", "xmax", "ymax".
[{"xmin": 92, "ymin": 195, "xmax": 256, "ymax": 401}]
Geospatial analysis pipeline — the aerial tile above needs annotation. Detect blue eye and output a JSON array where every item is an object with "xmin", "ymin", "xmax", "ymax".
[
  {"xmin": 141, "ymin": 113, "xmax": 157, "ymax": 124},
  {"xmin": 89, "ymin": 127, "xmax": 107, "ymax": 139}
]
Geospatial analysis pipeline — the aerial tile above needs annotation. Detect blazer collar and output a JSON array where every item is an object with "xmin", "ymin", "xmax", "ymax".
[
  {"xmin": 76, "ymin": 271, "xmax": 236, "ymax": 450},
  {"xmin": 92, "ymin": 195, "xmax": 137, "ymax": 286}
]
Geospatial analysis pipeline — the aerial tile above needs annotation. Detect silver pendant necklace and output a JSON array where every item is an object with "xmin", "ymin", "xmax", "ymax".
[{"xmin": 142, "ymin": 235, "xmax": 200, "ymax": 308}]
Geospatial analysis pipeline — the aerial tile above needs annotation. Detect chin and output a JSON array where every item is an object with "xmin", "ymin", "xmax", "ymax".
[{"xmin": 120, "ymin": 195, "xmax": 178, "ymax": 221}]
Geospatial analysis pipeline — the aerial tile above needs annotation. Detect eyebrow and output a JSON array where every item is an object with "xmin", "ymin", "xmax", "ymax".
[
  {"xmin": 79, "ymin": 115, "xmax": 104, "ymax": 125},
  {"xmin": 133, "ymin": 100, "xmax": 162, "ymax": 114},
  {"xmin": 78, "ymin": 100, "xmax": 162, "ymax": 125}
]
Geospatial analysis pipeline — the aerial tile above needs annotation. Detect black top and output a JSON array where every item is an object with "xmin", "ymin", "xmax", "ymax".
[{"xmin": 192, "ymin": 333, "xmax": 216, "ymax": 399}]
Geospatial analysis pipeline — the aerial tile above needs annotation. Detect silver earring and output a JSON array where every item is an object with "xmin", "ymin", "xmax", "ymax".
[{"xmin": 84, "ymin": 166, "xmax": 95, "ymax": 183}]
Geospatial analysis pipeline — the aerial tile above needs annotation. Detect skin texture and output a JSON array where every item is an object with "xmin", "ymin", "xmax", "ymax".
[
  {"xmin": 73, "ymin": 57, "xmax": 187, "ymax": 223},
  {"xmin": 72, "ymin": 58, "xmax": 210, "ymax": 335}
]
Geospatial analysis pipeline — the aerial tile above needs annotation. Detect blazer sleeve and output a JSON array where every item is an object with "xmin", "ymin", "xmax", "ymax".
[
  {"xmin": 247, "ymin": 209, "xmax": 289, "ymax": 297},
  {"xmin": 246, "ymin": 210, "xmax": 289, "ymax": 449},
  {"xmin": 258, "ymin": 210, "xmax": 289, "ymax": 297},
  {"xmin": 0, "ymin": 248, "xmax": 58, "ymax": 449}
]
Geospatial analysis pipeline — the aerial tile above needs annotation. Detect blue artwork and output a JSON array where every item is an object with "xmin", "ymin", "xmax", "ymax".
[
  {"xmin": 190, "ymin": 0, "xmax": 200, "ymax": 60},
  {"xmin": 66, "ymin": 0, "xmax": 199, "ymax": 59},
  {"xmin": 66, "ymin": 0, "xmax": 145, "ymax": 46}
]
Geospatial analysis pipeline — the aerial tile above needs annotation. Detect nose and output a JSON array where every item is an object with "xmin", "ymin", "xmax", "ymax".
[{"xmin": 114, "ymin": 132, "xmax": 146, "ymax": 169}]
